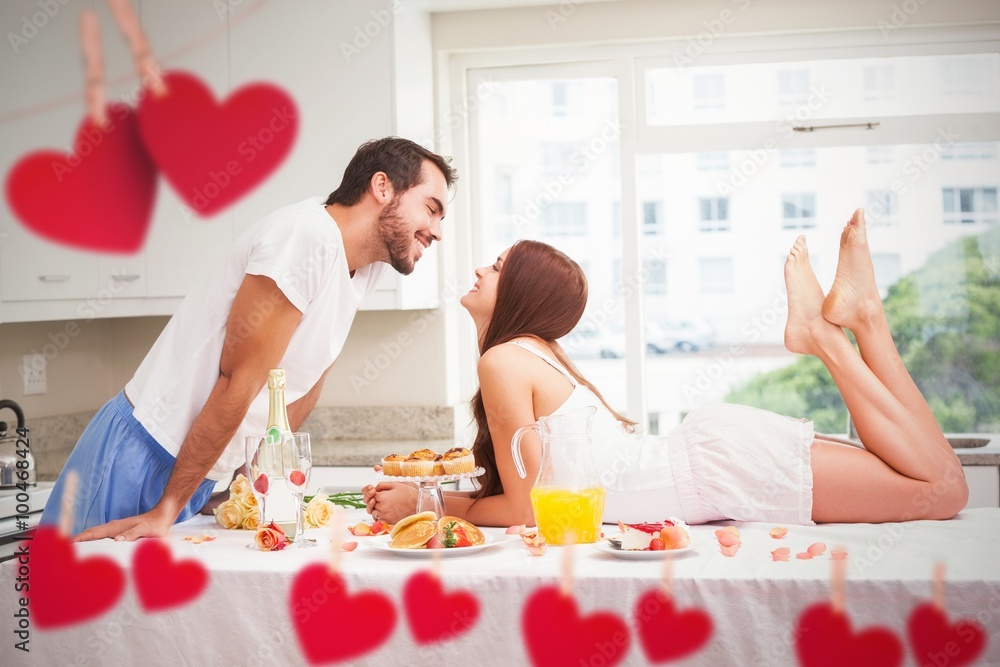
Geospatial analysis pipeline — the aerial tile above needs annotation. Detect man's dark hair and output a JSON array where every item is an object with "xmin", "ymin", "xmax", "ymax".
[{"xmin": 325, "ymin": 137, "xmax": 457, "ymax": 206}]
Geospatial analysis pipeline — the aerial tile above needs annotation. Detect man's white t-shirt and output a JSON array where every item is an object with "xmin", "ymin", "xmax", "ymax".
[{"xmin": 125, "ymin": 197, "xmax": 389, "ymax": 480}]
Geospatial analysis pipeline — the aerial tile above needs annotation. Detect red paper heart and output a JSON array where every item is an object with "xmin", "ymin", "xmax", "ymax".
[
  {"xmin": 523, "ymin": 585, "xmax": 631, "ymax": 667},
  {"xmin": 28, "ymin": 526, "xmax": 126, "ymax": 629},
  {"xmin": 132, "ymin": 540, "xmax": 208, "ymax": 612},
  {"xmin": 403, "ymin": 570, "xmax": 479, "ymax": 645},
  {"xmin": 634, "ymin": 589, "xmax": 713, "ymax": 662},
  {"xmin": 138, "ymin": 71, "xmax": 297, "ymax": 216},
  {"xmin": 908, "ymin": 602, "xmax": 986, "ymax": 667},
  {"xmin": 795, "ymin": 602, "xmax": 904, "ymax": 667},
  {"xmin": 289, "ymin": 564, "xmax": 396, "ymax": 664},
  {"xmin": 5, "ymin": 104, "xmax": 157, "ymax": 253}
]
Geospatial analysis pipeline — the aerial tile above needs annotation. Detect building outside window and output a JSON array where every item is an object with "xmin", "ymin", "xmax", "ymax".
[
  {"xmin": 782, "ymin": 193, "xmax": 817, "ymax": 229},
  {"xmin": 778, "ymin": 69, "xmax": 810, "ymax": 105},
  {"xmin": 943, "ymin": 187, "xmax": 999, "ymax": 225},
  {"xmin": 644, "ymin": 258, "xmax": 667, "ymax": 294},
  {"xmin": 699, "ymin": 197, "xmax": 730, "ymax": 231},
  {"xmin": 697, "ymin": 152, "xmax": 730, "ymax": 171},
  {"xmin": 698, "ymin": 257, "xmax": 735, "ymax": 293},
  {"xmin": 780, "ymin": 149, "xmax": 816, "ymax": 167},
  {"xmin": 867, "ymin": 190, "xmax": 897, "ymax": 226},
  {"xmin": 692, "ymin": 73, "xmax": 725, "ymax": 109},
  {"xmin": 540, "ymin": 202, "xmax": 588, "ymax": 236},
  {"xmin": 643, "ymin": 201, "xmax": 663, "ymax": 235},
  {"xmin": 864, "ymin": 64, "xmax": 895, "ymax": 100}
]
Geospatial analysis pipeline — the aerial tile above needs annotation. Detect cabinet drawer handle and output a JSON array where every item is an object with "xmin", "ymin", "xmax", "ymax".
[
  {"xmin": 38, "ymin": 275, "xmax": 71, "ymax": 282},
  {"xmin": 112, "ymin": 273, "xmax": 141, "ymax": 282}
]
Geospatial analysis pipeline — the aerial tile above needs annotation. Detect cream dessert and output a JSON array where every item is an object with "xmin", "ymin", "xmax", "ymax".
[{"xmin": 618, "ymin": 518, "xmax": 690, "ymax": 550}]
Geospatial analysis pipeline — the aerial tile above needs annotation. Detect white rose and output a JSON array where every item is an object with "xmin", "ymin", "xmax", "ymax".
[{"xmin": 214, "ymin": 499, "xmax": 246, "ymax": 530}]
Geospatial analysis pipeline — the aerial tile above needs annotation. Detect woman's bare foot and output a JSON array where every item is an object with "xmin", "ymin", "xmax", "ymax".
[
  {"xmin": 784, "ymin": 236, "xmax": 835, "ymax": 355},
  {"xmin": 822, "ymin": 209, "xmax": 883, "ymax": 331}
]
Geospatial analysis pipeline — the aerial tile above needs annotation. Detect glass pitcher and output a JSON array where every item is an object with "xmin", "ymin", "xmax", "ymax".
[{"xmin": 511, "ymin": 406, "xmax": 606, "ymax": 545}]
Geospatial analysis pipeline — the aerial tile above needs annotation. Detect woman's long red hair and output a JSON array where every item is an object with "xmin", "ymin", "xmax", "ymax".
[{"xmin": 470, "ymin": 240, "xmax": 634, "ymax": 499}]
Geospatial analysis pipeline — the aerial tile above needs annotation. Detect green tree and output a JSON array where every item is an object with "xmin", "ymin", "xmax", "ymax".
[{"xmin": 726, "ymin": 228, "xmax": 1000, "ymax": 434}]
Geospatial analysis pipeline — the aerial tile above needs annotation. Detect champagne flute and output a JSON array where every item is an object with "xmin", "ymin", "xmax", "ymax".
[
  {"xmin": 282, "ymin": 433, "xmax": 314, "ymax": 548},
  {"xmin": 245, "ymin": 434, "xmax": 277, "ymax": 545}
]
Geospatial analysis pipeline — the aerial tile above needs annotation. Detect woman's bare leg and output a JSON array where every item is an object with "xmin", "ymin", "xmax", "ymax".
[
  {"xmin": 823, "ymin": 208, "xmax": 961, "ymax": 470},
  {"xmin": 783, "ymin": 237, "xmax": 967, "ymax": 520}
]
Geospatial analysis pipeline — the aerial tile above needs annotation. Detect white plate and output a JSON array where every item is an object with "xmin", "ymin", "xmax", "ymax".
[
  {"xmin": 592, "ymin": 540, "xmax": 697, "ymax": 560},
  {"xmin": 365, "ymin": 533, "xmax": 509, "ymax": 557}
]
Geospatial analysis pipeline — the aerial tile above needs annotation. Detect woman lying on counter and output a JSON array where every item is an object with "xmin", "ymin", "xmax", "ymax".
[{"xmin": 363, "ymin": 209, "xmax": 969, "ymax": 527}]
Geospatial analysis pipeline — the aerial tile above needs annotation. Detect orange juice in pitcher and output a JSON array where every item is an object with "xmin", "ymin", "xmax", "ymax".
[
  {"xmin": 529, "ymin": 485, "xmax": 605, "ymax": 545},
  {"xmin": 512, "ymin": 406, "xmax": 605, "ymax": 545}
]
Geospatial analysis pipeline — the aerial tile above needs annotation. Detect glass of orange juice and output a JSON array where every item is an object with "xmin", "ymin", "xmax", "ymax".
[{"xmin": 529, "ymin": 485, "xmax": 606, "ymax": 545}]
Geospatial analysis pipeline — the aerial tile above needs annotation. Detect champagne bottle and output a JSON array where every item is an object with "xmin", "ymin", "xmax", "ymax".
[{"xmin": 265, "ymin": 368, "xmax": 298, "ymax": 539}]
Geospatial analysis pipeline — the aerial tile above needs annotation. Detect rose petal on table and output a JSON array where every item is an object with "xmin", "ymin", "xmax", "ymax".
[
  {"xmin": 769, "ymin": 527, "xmax": 788, "ymax": 539},
  {"xmin": 660, "ymin": 525, "xmax": 690, "ymax": 549},
  {"xmin": 807, "ymin": 542, "xmax": 826, "ymax": 557},
  {"xmin": 525, "ymin": 543, "xmax": 547, "ymax": 556},
  {"xmin": 370, "ymin": 520, "xmax": 387, "ymax": 535},
  {"xmin": 771, "ymin": 547, "xmax": 791, "ymax": 561},
  {"xmin": 720, "ymin": 543, "xmax": 740, "ymax": 557},
  {"xmin": 830, "ymin": 549, "xmax": 848, "ymax": 560},
  {"xmin": 340, "ymin": 542, "xmax": 358, "ymax": 552},
  {"xmin": 795, "ymin": 552, "xmax": 813, "ymax": 560},
  {"xmin": 715, "ymin": 526, "xmax": 740, "ymax": 540},
  {"xmin": 717, "ymin": 532, "xmax": 740, "ymax": 548},
  {"xmin": 506, "ymin": 524, "xmax": 526, "ymax": 535},
  {"xmin": 351, "ymin": 523, "xmax": 371, "ymax": 536}
]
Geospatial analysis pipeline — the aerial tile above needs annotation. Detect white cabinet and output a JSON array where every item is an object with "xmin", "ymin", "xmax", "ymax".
[
  {"xmin": 963, "ymin": 465, "xmax": 1000, "ymax": 509},
  {"xmin": 0, "ymin": 0, "xmax": 439, "ymax": 322}
]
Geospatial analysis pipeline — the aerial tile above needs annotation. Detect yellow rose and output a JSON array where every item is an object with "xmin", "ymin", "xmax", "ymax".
[
  {"xmin": 242, "ymin": 507, "xmax": 261, "ymax": 531},
  {"xmin": 240, "ymin": 490, "xmax": 259, "ymax": 509},
  {"xmin": 214, "ymin": 499, "xmax": 246, "ymax": 530},
  {"xmin": 304, "ymin": 495, "xmax": 335, "ymax": 528},
  {"xmin": 229, "ymin": 473, "xmax": 251, "ymax": 497}
]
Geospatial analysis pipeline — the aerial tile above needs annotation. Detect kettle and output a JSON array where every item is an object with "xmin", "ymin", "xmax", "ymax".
[{"xmin": 0, "ymin": 399, "xmax": 35, "ymax": 488}]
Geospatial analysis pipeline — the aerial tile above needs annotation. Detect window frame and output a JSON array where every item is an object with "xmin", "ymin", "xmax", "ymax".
[{"xmin": 446, "ymin": 25, "xmax": 1000, "ymax": 430}]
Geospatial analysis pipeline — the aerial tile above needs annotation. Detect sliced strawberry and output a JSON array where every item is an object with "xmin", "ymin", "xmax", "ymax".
[
  {"xmin": 253, "ymin": 474, "xmax": 269, "ymax": 494},
  {"xmin": 426, "ymin": 533, "xmax": 444, "ymax": 549},
  {"xmin": 649, "ymin": 538, "xmax": 665, "ymax": 551},
  {"xmin": 289, "ymin": 469, "xmax": 306, "ymax": 486}
]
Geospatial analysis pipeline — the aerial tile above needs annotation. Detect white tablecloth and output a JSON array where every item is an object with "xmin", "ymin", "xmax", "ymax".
[{"xmin": 3, "ymin": 508, "xmax": 999, "ymax": 666}]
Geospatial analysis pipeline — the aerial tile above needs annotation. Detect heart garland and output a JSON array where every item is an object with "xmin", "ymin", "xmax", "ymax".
[
  {"xmin": 5, "ymin": 104, "xmax": 158, "ymax": 254},
  {"xmin": 132, "ymin": 539, "xmax": 208, "ymax": 612},
  {"xmin": 522, "ymin": 585, "xmax": 632, "ymax": 667},
  {"xmin": 402, "ymin": 570, "xmax": 480, "ymax": 645},
  {"xmin": 289, "ymin": 566, "xmax": 396, "ymax": 664},
  {"xmin": 28, "ymin": 526, "xmax": 127, "ymax": 629},
  {"xmin": 136, "ymin": 71, "xmax": 297, "ymax": 217}
]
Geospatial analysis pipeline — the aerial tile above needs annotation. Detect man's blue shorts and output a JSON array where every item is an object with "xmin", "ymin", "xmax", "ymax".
[{"xmin": 40, "ymin": 391, "xmax": 218, "ymax": 536}]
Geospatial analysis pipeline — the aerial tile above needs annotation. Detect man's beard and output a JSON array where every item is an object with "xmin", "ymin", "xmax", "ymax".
[{"xmin": 378, "ymin": 196, "xmax": 417, "ymax": 275}]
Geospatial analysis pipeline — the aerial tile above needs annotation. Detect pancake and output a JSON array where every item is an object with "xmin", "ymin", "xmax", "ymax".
[
  {"xmin": 390, "ymin": 518, "xmax": 437, "ymax": 549},
  {"xmin": 438, "ymin": 516, "xmax": 486, "ymax": 546},
  {"xmin": 389, "ymin": 511, "xmax": 437, "ymax": 539}
]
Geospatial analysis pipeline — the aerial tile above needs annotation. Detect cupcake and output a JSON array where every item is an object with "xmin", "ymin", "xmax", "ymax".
[
  {"xmin": 441, "ymin": 447, "xmax": 475, "ymax": 474},
  {"xmin": 381, "ymin": 454, "xmax": 406, "ymax": 476},
  {"xmin": 401, "ymin": 456, "xmax": 435, "ymax": 477},
  {"xmin": 408, "ymin": 448, "xmax": 439, "ymax": 461},
  {"xmin": 431, "ymin": 455, "xmax": 446, "ymax": 476}
]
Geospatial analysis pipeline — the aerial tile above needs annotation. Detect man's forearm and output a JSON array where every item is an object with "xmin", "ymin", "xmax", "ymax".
[{"xmin": 157, "ymin": 373, "xmax": 259, "ymax": 519}]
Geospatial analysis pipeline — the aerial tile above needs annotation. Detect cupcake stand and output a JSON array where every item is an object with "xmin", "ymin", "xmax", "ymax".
[{"xmin": 376, "ymin": 467, "xmax": 486, "ymax": 517}]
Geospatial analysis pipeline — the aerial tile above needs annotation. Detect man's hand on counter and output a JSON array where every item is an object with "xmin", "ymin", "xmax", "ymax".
[{"xmin": 73, "ymin": 504, "xmax": 175, "ymax": 542}]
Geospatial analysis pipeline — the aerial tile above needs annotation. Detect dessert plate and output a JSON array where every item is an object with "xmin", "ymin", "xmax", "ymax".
[
  {"xmin": 366, "ymin": 533, "xmax": 509, "ymax": 558},
  {"xmin": 593, "ymin": 537, "xmax": 697, "ymax": 560}
]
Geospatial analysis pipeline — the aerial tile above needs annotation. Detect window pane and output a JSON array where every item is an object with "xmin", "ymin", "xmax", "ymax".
[
  {"xmin": 474, "ymin": 75, "xmax": 627, "ymax": 411},
  {"xmin": 646, "ymin": 53, "xmax": 1000, "ymax": 126},
  {"xmin": 638, "ymin": 142, "xmax": 999, "ymax": 434}
]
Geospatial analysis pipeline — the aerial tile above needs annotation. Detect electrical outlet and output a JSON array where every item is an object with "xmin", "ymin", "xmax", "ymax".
[{"xmin": 21, "ymin": 354, "xmax": 46, "ymax": 395}]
